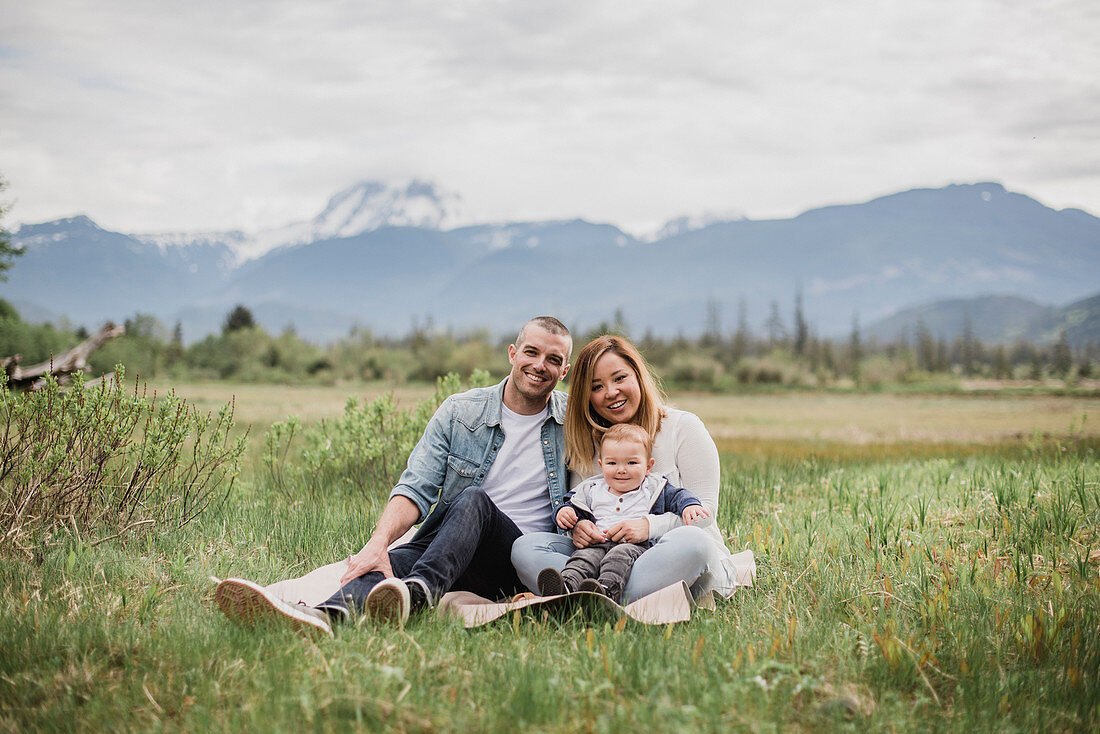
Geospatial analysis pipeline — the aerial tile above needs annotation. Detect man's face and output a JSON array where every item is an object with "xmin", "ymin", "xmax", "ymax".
[
  {"xmin": 598, "ymin": 438, "xmax": 654, "ymax": 494},
  {"xmin": 507, "ymin": 325, "xmax": 571, "ymax": 404}
]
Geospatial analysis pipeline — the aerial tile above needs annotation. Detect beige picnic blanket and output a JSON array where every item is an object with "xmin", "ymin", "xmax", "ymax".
[{"xmin": 264, "ymin": 549, "xmax": 755, "ymax": 627}]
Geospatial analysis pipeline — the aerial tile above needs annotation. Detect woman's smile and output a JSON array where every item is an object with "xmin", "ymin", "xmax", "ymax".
[{"xmin": 590, "ymin": 352, "xmax": 641, "ymax": 424}]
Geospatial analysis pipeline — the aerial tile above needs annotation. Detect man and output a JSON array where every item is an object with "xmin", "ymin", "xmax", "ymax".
[{"xmin": 215, "ymin": 316, "xmax": 572, "ymax": 635}]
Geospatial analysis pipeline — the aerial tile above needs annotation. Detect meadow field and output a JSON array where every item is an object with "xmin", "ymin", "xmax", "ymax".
[{"xmin": 1, "ymin": 381, "xmax": 1098, "ymax": 731}]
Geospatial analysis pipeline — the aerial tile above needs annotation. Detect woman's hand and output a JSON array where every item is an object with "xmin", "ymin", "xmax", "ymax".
[
  {"xmin": 556, "ymin": 506, "xmax": 578, "ymax": 529},
  {"xmin": 682, "ymin": 505, "xmax": 710, "ymax": 525},
  {"xmin": 605, "ymin": 517, "xmax": 649, "ymax": 544},
  {"xmin": 571, "ymin": 519, "xmax": 606, "ymax": 548}
]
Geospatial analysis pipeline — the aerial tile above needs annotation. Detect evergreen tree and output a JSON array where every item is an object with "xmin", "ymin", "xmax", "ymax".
[
  {"xmin": 165, "ymin": 320, "xmax": 184, "ymax": 363},
  {"xmin": 612, "ymin": 308, "xmax": 629, "ymax": 339},
  {"xmin": 1029, "ymin": 350, "xmax": 1044, "ymax": 380},
  {"xmin": 915, "ymin": 320, "xmax": 936, "ymax": 372},
  {"xmin": 1052, "ymin": 330, "xmax": 1072, "ymax": 377},
  {"xmin": 819, "ymin": 340, "xmax": 835, "ymax": 374},
  {"xmin": 764, "ymin": 301, "xmax": 787, "ymax": 346},
  {"xmin": 935, "ymin": 337, "xmax": 949, "ymax": 373},
  {"xmin": 848, "ymin": 313, "xmax": 862, "ymax": 383},
  {"xmin": 223, "ymin": 305, "xmax": 256, "ymax": 333},
  {"xmin": 959, "ymin": 313, "xmax": 981, "ymax": 376},
  {"xmin": 992, "ymin": 345, "xmax": 1012, "ymax": 379},
  {"xmin": 792, "ymin": 287, "xmax": 808, "ymax": 357},
  {"xmin": 0, "ymin": 175, "xmax": 24, "ymax": 281},
  {"xmin": 701, "ymin": 297, "xmax": 722, "ymax": 348},
  {"xmin": 731, "ymin": 298, "xmax": 750, "ymax": 361}
]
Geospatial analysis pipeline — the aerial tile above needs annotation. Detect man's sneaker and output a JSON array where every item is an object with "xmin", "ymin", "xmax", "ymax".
[
  {"xmin": 365, "ymin": 577, "xmax": 412, "ymax": 625},
  {"xmin": 314, "ymin": 602, "xmax": 351, "ymax": 624},
  {"xmin": 405, "ymin": 577, "xmax": 433, "ymax": 613},
  {"xmin": 214, "ymin": 578, "xmax": 333, "ymax": 638},
  {"xmin": 537, "ymin": 568, "xmax": 567, "ymax": 596}
]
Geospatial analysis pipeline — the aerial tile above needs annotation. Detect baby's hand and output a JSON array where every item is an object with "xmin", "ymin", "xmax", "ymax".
[
  {"xmin": 556, "ymin": 506, "xmax": 579, "ymax": 529},
  {"xmin": 682, "ymin": 505, "xmax": 709, "ymax": 525}
]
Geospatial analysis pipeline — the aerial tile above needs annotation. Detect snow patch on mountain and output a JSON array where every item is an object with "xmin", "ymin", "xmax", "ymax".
[
  {"xmin": 314, "ymin": 180, "xmax": 465, "ymax": 236},
  {"xmin": 642, "ymin": 210, "xmax": 746, "ymax": 242},
  {"xmin": 135, "ymin": 179, "xmax": 470, "ymax": 264},
  {"xmin": 135, "ymin": 229, "xmax": 250, "ymax": 252}
]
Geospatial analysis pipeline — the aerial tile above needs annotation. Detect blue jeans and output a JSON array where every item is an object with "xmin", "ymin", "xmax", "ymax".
[
  {"xmin": 320, "ymin": 488, "xmax": 524, "ymax": 613},
  {"xmin": 511, "ymin": 525, "xmax": 712, "ymax": 604}
]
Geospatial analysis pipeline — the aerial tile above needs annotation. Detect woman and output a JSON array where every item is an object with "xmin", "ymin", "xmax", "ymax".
[{"xmin": 511, "ymin": 335, "xmax": 752, "ymax": 603}]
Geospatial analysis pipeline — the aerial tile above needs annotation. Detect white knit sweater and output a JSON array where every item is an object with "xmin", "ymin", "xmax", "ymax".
[{"xmin": 575, "ymin": 407, "xmax": 754, "ymax": 598}]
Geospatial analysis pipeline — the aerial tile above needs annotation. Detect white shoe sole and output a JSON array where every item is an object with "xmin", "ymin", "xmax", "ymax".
[
  {"xmin": 214, "ymin": 577, "xmax": 333, "ymax": 638},
  {"xmin": 365, "ymin": 578, "xmax": 410, "ymax": 626}
]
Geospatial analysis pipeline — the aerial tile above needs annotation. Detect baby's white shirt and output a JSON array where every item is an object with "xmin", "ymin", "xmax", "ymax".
[{"xmin": 587, "ymin": 481, "xmax": 656, "ymax": 532}]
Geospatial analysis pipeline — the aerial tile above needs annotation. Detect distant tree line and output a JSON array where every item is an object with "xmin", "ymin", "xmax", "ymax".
[{"xmin": 0, "ymin": 299, "xmax": 1096, "ymax": 390}]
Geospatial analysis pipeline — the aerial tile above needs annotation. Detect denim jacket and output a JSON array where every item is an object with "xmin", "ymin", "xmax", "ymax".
[{"xmin": 390, "ymin": 378, "xmax": 569, "ymax": 539}]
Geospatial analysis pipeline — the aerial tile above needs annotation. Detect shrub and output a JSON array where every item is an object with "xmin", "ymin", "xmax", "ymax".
[
  {"xmin": 733, "ymin": 356, "xmax": 815, "ymax": 387},
  {"xmin": 665, "ymin": 354, "xmax": 726, "ymax": 388},
  {"xmin": 0, "ymin": 367, "xmax": 246, "ymax": 554},
  {"xmin": 0, "ymin": 316, "xmax": 78, "ymax": 366},
  {"xmin": 263, "ymin": 370, "xmax": 495, "ymax": 501},
  {"xmin": 860, "ymin": 355, "xmax": 910, "ymax": 388}
]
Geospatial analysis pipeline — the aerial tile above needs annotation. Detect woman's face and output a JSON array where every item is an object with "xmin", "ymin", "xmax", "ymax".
[{"xmin": 589, "ymin": 351, "xmax": 642, "ymax": 425}]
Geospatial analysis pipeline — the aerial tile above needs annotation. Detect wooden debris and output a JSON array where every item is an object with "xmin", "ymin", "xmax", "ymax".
[{"xmin": 1, "ymin": 322, "xmax": 124, "ymax": 391}]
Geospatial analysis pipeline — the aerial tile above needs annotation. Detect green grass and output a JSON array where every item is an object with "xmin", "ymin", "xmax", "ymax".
[{"xmin": 2, "ymin": 400, "xmax": 1099, "ymax": 731}]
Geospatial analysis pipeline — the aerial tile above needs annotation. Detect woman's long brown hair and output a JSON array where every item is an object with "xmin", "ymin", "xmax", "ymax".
[{"xmin": 564, "ymin": 335, "xmax": 665, "ymax": 475}]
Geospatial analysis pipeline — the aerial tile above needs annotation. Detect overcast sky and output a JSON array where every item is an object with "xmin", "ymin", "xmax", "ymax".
[{"xmin": 2, "ymin": 0, "xmax": 1097, "ymax": 236}]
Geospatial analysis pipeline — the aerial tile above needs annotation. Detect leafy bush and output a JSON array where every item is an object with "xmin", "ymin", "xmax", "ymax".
[
  {"xmin": 0, "ymin": 368, "xmax": 246, "ymax": 554},
  {"xmin": 859, "ymin": 354, "xmax": 910, "ymax": 388},
  {"xmin": 664, "ymin": 353, "xmax": 726, "ymax": 388},
  {"xmin": 0, "ymin": 313, "xmax": 78, "ymax": 365},
  {"xmin": 263, "ymin": 370, "xmax": 495, "ymax": 501},
  {"xmin": 734, "ymin": 356, "xmax": 816, "ymax": 387},
  {"xmin": 88, "ymin": 314, "xmax": 168, "ymax": 380}
]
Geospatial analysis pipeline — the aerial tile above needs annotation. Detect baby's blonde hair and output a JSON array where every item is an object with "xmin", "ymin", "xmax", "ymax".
[{"xmin": 599, "ymin": 423, "xmax": 654, "ymax": 460}]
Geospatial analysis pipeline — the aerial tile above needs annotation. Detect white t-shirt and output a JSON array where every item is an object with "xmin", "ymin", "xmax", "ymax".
[{"xmin": 479, "ymin": 404, "xmax": 554, "ymax": 534}]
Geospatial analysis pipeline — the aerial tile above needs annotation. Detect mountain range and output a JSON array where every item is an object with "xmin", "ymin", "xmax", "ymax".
[{"xmin": 4, "ymin": 180, "xmax": 1098, "ymax": 345}]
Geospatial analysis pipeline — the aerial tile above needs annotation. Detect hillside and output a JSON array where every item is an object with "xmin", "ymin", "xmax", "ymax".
[
  {"xmin": 865, "ymin": 292, "xmax": 1100, "ymax": 347},
  {"xmin": 6, "ymin": 181, "xmax": 1098, "ymax": 342}
]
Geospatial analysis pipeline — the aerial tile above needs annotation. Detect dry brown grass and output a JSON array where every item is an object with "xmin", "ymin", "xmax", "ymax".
[
  {"xmin": 148, "ymin": 380, "xmax": 436, "ymax": 429},
  {"xmin": 153, "ymin": 380, "xmax": 1100, "ymax": 454},
  {"xmin": 668, "ymin": 391, "xmax": 1100, "ymax": 444}
]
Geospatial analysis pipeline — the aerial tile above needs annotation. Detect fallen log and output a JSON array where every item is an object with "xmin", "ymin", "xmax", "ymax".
[{"xmin": 2, "ymin": 322, "xmax": 125, "ymax": 391}]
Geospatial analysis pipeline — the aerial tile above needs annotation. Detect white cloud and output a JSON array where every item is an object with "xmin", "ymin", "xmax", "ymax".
[{"xmin": 1, "ymin": 0, "xmax": 1097, "ymax": 234}]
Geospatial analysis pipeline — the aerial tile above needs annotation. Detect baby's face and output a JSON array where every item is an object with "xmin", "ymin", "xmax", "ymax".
[{"xmin": 599, "ymin": 438, "xmax": 654, "ymax": 494}]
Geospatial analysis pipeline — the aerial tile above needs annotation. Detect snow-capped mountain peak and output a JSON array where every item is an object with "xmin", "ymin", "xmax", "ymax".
[
  {"xmin": 132, "ymin": 179, "xmax": 469, "ymax": 264},
  {"xmin": 311, "ymin": 179, "xmax": 465, "ymax": 237},
  {"xmin": 240, "ymin": 179, "xmax": 466, "ymax": 261}
]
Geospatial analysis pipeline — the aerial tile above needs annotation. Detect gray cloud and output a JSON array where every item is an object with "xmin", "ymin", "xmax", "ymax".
[{"xmin": 1, "ymin": 0, "xmax": 1097, "ymax": 234}]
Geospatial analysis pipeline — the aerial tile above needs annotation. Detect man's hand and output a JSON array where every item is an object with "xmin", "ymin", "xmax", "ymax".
[
  {"xmin": 339, "ymin": 539, "xmax": 392, "ymax": 585},
  {"xmin": 571, "ymin": 519, "xmax": 606, "ymax": 548},
  {"xmin": 556, "ymin": 506, "xmax": 579, "ymax": 529},
  {"xmin": 605, "ymin": 517, "xmax": 649, "ymax": 544},
  {"xmin": 682, "ymin": 505, "xmax": 710, "ymax": 525},
  {"xmin": 337, "ymin": 495, "xmax": 420, "ymax": 586}
]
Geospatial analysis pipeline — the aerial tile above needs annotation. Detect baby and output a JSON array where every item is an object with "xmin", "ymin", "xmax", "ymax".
[{"xmin": 537, "ymin": 423, "xmax": 709, "ymax": 602}]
